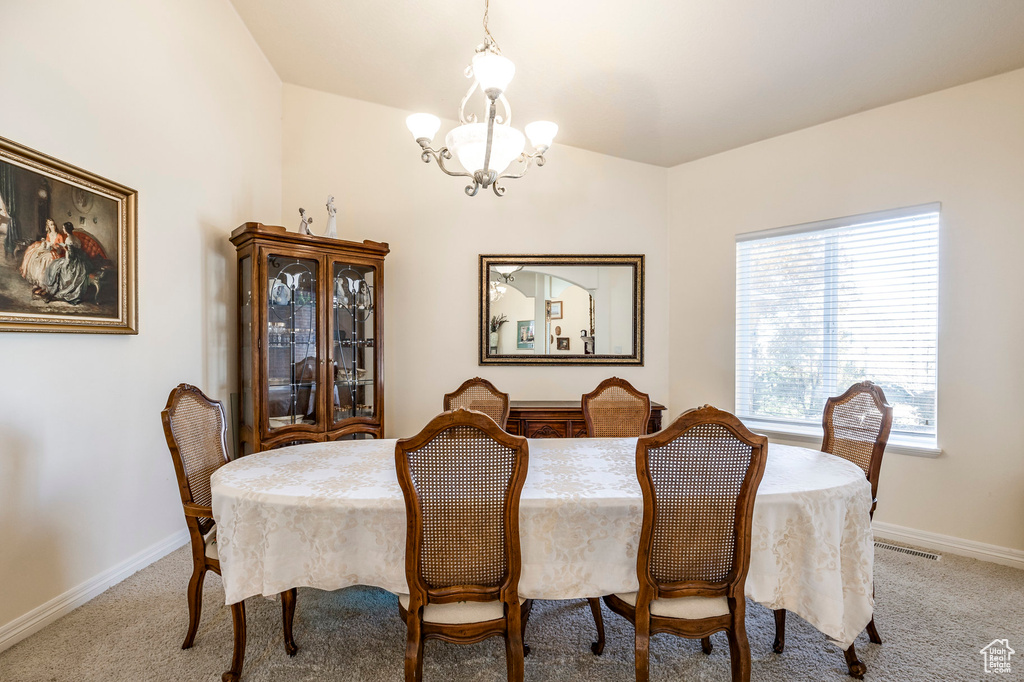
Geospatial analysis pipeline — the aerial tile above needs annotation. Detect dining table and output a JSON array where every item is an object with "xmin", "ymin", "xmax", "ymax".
[{"xmin": 210, "ymin": 437, "xmax": 875, "ymax": 680}]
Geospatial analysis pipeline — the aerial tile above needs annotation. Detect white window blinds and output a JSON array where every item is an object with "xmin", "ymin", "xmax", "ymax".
[{"xmin": 736, "ymin": 204, "xmax": 939, "ymax": 444}]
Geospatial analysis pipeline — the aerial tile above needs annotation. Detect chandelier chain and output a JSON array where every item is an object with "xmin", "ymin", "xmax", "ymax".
[{"xmin": 482, "ymin": 0, "xmax": 502, "ymax": 54}]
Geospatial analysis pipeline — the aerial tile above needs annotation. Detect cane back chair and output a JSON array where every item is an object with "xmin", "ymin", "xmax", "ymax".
[
  {"xmin": 443, "ymin": 377, "xmax": 510, "ymax": 429},
  {"xmin": 577, "ymin": 377, "xmax": 653, "ymax": 653},
  {"xmin": 160, "ymin": 383, "xmax": 297, "ymax": 671},
  {"xmin": 604, "ymin": 405, "xmax": 768, "ymax": 682},
  {"xmin": 395, "ymin": 408, "xmax": 532, "ymax": 682},
  {"xmin": 772, "ymin": 381, "xmax": 893, "ymax": 677},
  {"xmin": 582, "ymin": 377, "xmax": 652, "ymax": 438}
]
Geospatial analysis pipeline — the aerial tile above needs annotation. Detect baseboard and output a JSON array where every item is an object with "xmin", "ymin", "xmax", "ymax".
[
  {"xmin": 0, "ymin": 528, "xmax": 190, "ymax": 653},
  {"xmin": 873, "ymin": 521, "xmax": 1024, "ymax": 570}
]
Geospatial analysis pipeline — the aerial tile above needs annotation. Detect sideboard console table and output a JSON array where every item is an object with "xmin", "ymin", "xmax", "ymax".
[{"xmin": 506, "ymin": 400, "xmax": 666, "ymax": 438}]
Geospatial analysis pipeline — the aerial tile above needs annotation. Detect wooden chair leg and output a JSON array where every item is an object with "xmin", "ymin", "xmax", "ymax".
[
  {"xmin": 772, "ymin": 609, "xmax": 786, "ymax": 654},
  {"xmin": 404, "ymin": 617, "xmax": 424, "ymax": 682},
  {"xmin": 182, "ymin": 565, "xmax": 206, "ymax": 650},
  {"xmin": 634, "ymin": 621, "xmax": 650, "ymax": 682},
  {"xmin": 521, "ymin": 599, "xmax": 534, "ymax": 657},
  {"xmin": 726, "ymin": 626, "xmax": 752, "ymax": 682},
  {"xmin": 221, "ymin": 600, "xmax": 246, "ymax": 682},
  {"xmin": 587, "ymin": 597, "xmax": 606, "ymax": 655},
  {"xmin": 866, "ymin": 617, "xmax": 881, "ymax": 645},
  {"xmin": 701, "ymin": 636, "xmax": 713, "ymax": 654},
  {"xmin": 505, "ymin": 623, "xmax": 526, "ymax": 682},
  {"xmin": 843, "ymin": 642, "xmax": 867, "ymax": 679},
  {"xmin": 281, "ymin": 588, "xmax": 298, "ymax": 656}
]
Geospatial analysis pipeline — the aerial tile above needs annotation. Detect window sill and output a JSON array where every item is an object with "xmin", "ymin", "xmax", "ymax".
[{"xmin": 741, "ymin": 419, "xmax": 941, "ymax": 459}]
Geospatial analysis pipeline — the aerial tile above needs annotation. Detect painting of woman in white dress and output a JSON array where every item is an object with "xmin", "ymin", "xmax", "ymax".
[{"xmin": 0, "ymin": 135, "xmax": 137, "ymax": 333}]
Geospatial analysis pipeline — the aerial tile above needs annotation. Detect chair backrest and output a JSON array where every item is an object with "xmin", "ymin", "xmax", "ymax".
[
  {"xmin": 822, "ymin": 381, "xmax": 893, "ymax": 502},
  {"xmin": 160, "ymin": 383, "xmax": 230, "ymax": 535},
  {"xmin": 442, "ymin": 377, "xmax": 510, "ymax": 429},
  {"xmin": 582, "ymin": 377, "xmax": 651, "ymax": 437},
  {"xmin": 635, "ymin": 405, "xmax": 768, "ymax": 601},
  {"xmin": 396, "ymin": 409, "xmax": 528, "ymax": 606}
]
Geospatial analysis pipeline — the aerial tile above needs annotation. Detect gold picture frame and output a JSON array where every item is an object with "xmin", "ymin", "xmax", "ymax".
[
  {"xmin": 480, "ymin": 254, "xmax": 644, "ymax": 365},
  {"xmin": 0, "ymin": 136, "xmax": 137, "ymax": 333}
]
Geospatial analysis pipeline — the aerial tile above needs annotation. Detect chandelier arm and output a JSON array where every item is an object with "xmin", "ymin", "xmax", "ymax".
[
  {"xmin": 419, "ymin": 145, "xmax": 475, "ymax": 180},
  {"xmin": 459, "ymin": 80, "xmax": 479, "ymax": 125},
  {"xmin": 495, "ymin": 151, "xmax": 546, "ymax": 181}
]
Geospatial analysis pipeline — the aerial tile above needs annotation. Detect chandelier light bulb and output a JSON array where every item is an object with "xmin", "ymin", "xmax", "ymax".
[
  {"xmin": 406, "ymin": 113, "xmax": 441, "ymax": 142},
  {"xmin": 472, "ymin": 52, "xmax": 516, "ymax": 98},
  {"xmin": 525, "ymin": 121, "xmax": 558, "ymax": 151}
]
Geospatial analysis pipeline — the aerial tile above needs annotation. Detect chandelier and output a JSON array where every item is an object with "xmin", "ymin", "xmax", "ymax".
[
  {"xmin": 405, "ymin": 0, "xmax": 557, "ymax": 197},
  {"xmin": 493, "ymin": 264, "xmax": 523, "ymax": 282}
]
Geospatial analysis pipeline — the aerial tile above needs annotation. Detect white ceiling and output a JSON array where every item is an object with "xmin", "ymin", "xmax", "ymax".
[{"xmin": 230, "ymin": 0, "xmax": 1024, "ymax": 167}]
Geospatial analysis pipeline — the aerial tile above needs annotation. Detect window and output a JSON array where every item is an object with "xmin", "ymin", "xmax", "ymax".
[{"xmin": 735, "ymin": 204, "xmax": 939, "ymax": 448}]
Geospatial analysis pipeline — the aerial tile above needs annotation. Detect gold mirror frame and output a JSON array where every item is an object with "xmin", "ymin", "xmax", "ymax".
[{"xmin": 479, "ymin": 254, "xmax": 644, "ymax": 366}]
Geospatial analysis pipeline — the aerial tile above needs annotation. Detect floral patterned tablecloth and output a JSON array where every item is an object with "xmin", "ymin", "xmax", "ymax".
[{"xmin": 211, "ymin": 438, "xmax": 873, "ymax": 648}]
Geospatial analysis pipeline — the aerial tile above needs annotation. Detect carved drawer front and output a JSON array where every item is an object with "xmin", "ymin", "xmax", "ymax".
[
  {"xmin": 525, "ymin": 421, "xmax": 568, "ymax": 439},
  {"xmin": 570, "ymin": 421, "xmax": 588, "ymax": 438}
]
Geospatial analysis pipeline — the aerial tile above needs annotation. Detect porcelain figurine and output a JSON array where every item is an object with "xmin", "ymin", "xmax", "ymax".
[
  {"xmin": 324, "ymin": 195, "xmax": 338, "ymax": 238},
  {"xmin": 298, "ymin": 207, "xmax": 313, "ymax": 235}
]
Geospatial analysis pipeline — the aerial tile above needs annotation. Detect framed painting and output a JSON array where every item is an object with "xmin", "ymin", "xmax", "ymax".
[
  {"xmin": 516, "ymin": 320, "xmax": 534, "ymax": 349},
  {"xmin": 0, "ymin": 136, "xmax": 137, "ymax": 333},
  {"xmin": 556, "ymin": 337, "xmax": 570, "ymax": 351},
  {"xmin": 547, "ymin": 300, "xmax": 562, "ymax": 319}
]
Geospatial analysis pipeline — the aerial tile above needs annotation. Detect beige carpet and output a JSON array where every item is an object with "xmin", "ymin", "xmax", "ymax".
[{"xmin": 1, "ymin": 543, "xmax": 1022, "ymax": 681}]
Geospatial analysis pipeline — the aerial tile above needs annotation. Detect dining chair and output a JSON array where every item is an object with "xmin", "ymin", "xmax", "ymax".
[
  {"xmin": 604, "ymin": 405, "xmax": 768, "ymax": 682},
  {"xmin": 772, "ymin": 381, "xmax": 892, "ymax": 676},
  {"xmin": 443, "ymin": 377, "xmax": 510, "ymax": 429},
  {"xmin": 160, "ymin": 383, "xmax": 298, "ymax": 660},
  {"xmin": 582, "ymin": 377, "xmax": 652, "ymax": 438},
  {"xmin": 395, "ymin": 408, "xmax": 532, "ymax": 682},
  {"xmin": 577, "ymin": 376, "xmax": 652, "ymax": 654}
]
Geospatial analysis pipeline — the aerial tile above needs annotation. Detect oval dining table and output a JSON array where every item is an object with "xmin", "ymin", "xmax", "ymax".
[{"xmin": 210, "ymin": 437, "xmax": 875, "ymax": 681}]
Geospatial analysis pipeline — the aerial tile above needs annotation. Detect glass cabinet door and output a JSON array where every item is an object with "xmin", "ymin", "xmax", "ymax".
[
  {"xmin": 266, "ymin": 255, "xmax": 319, "ymax": 431},
  {"xmin": 330, "ymin": 262, "xmax": 376, "ymax": 428}
]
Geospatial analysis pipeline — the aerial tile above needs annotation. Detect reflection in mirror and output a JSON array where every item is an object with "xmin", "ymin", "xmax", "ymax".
[{"xmin": 480, "ymin": 255, "xmax": 643, "ymax": 365}]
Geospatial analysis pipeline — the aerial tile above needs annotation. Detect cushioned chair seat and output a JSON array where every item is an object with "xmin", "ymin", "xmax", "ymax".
[
  {"xmin": 204, "ymin": 530, "xmax": 218, "ymax": 561},
  {"xmin": 398, "ymin": 593, "xmax": 525, "ymax": 625},
  {"xmin": 614, "ymin": 592, "xmax": 729, "ymax": 620}
]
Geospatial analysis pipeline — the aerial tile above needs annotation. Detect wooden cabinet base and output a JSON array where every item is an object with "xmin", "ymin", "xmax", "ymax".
[{"xmin": 508, "ymin": 400, "xmax": 665, "ymax": 438}]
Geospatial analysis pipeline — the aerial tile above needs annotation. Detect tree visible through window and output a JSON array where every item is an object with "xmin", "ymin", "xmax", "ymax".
[{"xmin": 736, "ymin": 205, "xmax": 939, "ymax": 443}]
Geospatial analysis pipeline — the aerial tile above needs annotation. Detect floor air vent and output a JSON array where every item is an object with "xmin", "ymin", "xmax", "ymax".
[{"xmin": 875, "ymin": 541, "xmax": 940, "ymax": 560}]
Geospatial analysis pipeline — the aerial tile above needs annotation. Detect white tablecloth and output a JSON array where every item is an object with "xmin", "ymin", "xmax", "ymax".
[{"xmin": 211, "ymin": 438, "xmax": 874, "ymax": 647}]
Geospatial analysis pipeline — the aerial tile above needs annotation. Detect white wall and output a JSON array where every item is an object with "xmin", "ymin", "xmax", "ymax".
[
  {"xmin": 0, "ymin": 0, "xmax": 281, "ymax": 635},
  {"xmin": 282, "ymin": 84, "xmax": 670, "ymax": 439},
  {"xmin": 667, "ymin": 68, "xmax": 1024, "ymax": 552}
]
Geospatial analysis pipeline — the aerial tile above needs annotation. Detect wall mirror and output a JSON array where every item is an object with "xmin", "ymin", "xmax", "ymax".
[{"xmin": 479, "ymin": 254, "xmax": 644, "ymax": 365}]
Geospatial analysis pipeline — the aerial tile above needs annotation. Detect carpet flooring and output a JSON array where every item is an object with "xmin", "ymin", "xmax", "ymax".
[{"xmin": 1, "ymin": 542, "xmax": 1022, "ymax": 681}]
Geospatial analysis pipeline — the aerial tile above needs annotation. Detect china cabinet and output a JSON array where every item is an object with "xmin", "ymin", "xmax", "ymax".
[{"xmin": 230, "ymin": 222, "xmax": 388, "ymax": 454}]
